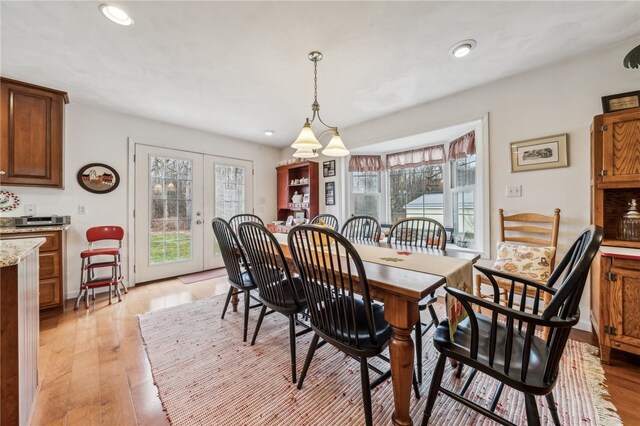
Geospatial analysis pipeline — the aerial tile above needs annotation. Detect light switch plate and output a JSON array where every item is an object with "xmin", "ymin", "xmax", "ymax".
[
  {"xmin": 78, "ymin": 204, "xmax": 87, "ymax": 215},
  {"xmin": 506, "ymin": 185, "xmax": 522, "ymax": 197}
]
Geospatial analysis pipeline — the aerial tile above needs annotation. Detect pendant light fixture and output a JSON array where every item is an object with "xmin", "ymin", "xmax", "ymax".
[{"xmin": 291, "ymin": 51, "xmax": 349, "ymax": 158}]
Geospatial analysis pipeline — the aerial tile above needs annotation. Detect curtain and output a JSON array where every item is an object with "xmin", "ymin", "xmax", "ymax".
[
  {"xmin": 348, "ymin": 155, "xmax": 384, "ymax": 172},
  {"xmin": 386, "ymin": 145, "xmax": 445, "ymax": 170},
  {"xmin": 448, "ymin": 131, "xmax": 476, "ymax": 160}
]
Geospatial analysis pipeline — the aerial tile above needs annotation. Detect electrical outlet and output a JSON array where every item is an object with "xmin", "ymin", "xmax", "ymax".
[
  {"xmin": 506, "ymin": 185, "xmax": 522, "ymax": 197},
  {"xmin": 78, "ymin": 204, "xmax": 87, "ymax": 215},
  {"xmin": 24, "ymin": 204, "xmax": 36, "ymax": 216}
]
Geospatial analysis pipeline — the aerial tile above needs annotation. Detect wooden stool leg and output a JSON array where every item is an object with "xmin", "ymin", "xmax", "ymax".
[{"xmin": 474, "ymin": 274, "xmax": 482, "ymax": 313}]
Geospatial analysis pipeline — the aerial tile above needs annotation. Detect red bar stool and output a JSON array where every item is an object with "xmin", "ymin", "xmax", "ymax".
[{"xmin": 74, "ymin": 226, "xmax": 126, "ymax": 310}]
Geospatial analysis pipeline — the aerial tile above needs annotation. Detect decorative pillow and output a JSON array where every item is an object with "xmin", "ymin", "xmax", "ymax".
[{"xmin": 492, "ymin": 242, "xmax": 556, "ymax": 283}]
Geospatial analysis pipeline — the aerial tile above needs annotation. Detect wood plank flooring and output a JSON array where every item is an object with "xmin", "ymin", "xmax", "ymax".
[{"xmin": 31, "ymin": 278, "xmax": 640, "ymax": 425}]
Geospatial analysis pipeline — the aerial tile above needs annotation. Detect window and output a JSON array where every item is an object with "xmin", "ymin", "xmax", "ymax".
[
  {"xmin": 351, "ymin": 171, "xmax": 380, "ymax": 218},
  {"xmin": 388, "ymin": 165, "xmax": 444, "ymax": 224},
  {"xmin": 451, "ymin": 155, "xmax": 476, "ymax": 246},
  {"xmin": 347, "ymin": 128, "xmax": 484, "ymax": 252}
]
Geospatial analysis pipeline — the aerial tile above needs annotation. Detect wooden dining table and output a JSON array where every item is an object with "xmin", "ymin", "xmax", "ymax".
[{"xmin": 231, "ymin": 233, "xmax": 480, "ymax": 425}]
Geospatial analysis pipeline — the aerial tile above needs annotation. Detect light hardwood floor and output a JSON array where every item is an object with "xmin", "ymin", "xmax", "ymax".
[{"xmin": 31, "ymin": 278, "xmax": 640, "ymax": 425}]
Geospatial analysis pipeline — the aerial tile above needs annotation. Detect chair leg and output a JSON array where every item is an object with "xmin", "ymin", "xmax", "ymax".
[
  {"xmin": 359, "ymin": 357, "xmax": 373, "ymax": 426},
  {"xmin": 250, "ymin": 305, "xmax": 267, "ymax": 345},
  {"xmin": 524, "ymin": 394, "xmax": 541, "ymax": 426},
  {"xmin": 427, "ymin": 302, "xmax": 439, "ymax": 327},
  {"xmin": 421, "ymin": 353, "xmax": 447, "ymax": 426},
  {"xmin": 243, "ymin": 290, "xmax": 250, "ymax": 342},
  {"xmin": 221, "ymin": 287, "xmax": 234, "ymax": 319},
  {"xmin": 415, "ymin": 318, "xmax": 423, "ymax": 381},
  {"xmin": 297, "ymin": 333, "xmax": 319, "ymax": 390},
  {"xmin": 545, "ymin": 392, "xmax": 561, "ymax": 426},
  {"xmin": 289, "ymin": 315, "xmax": 297, "ymax": 384},
  {"xmin": 74, "ymin": 288, "xmax": 84, "ymax": 310}
]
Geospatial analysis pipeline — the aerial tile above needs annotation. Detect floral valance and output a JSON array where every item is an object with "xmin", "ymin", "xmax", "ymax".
[
  {"xmin": 448, "ymin": 131, "xmax": 476, "ymax": 160},
  {"xmin": 348, "ymin": 155, "xmax": 384, "ymax": 172},
  {"xmin": 386, "ymin": 145, "xmax": 445, "ymax": 171}
]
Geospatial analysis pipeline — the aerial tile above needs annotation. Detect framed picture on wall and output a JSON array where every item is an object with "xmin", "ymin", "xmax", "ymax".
[
  {"xmin": 325, "ymin": 181, "xmax": 335, "ymax": 205},
  {"xmin": 510, "ymin": 134, "xmax": 568, "ymax": 173},
  {"xmin": 323, "ymin": 160, "xmax": 336, "ymax": 177},
  {"xmin": 601, "ymin": 90, "xmax": 640, "ymax": 113},
  {"xmin": 77, "ymin": 163, "xmax": 120, "ymax": 194}
]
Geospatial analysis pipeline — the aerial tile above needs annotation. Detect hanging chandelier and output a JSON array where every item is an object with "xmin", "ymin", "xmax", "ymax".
[{"xmin": 291, "ymin": 51, "xmax": 350, "ymax": 158}]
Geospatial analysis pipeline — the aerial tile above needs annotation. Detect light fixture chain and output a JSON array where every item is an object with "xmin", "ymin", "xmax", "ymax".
[{"xmin": 313, "ymin": 59, "xmax": 318, "ymax": 104}]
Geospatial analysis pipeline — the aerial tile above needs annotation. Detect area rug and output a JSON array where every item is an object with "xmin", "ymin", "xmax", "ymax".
[
  {"xmin": 138, "ymin": 295, "xmax": 621, "ymax": 425},
  {"xmin": 177, "ymin": 268, "xmax": 227, "ymax": 284}
]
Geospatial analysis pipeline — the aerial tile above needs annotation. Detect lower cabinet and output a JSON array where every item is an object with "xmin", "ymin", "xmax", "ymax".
[
  {"xmin": 1, "ymin": 230, "xmax": 65, "ymax": 310},
  {"xmin": 592, "ymin": 252, "xmax": 640, "ymax": 363}
]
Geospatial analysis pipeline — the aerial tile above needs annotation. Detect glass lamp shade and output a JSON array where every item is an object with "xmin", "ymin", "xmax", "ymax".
[
  {"xmin": 293, "ymin": 148, "xmax": 319, "ymax": 159},
  {"xmin": 291, "ymin": 121, "xmax": 322, "ymax": 150},
  {"xmin": 322, "ymin": 132, "xmax": 350, "ymax": 157}
]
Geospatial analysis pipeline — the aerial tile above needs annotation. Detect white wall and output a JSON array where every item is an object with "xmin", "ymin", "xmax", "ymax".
[
  {"xmin": 2, "ymin": 102, "xmax": 281, "ymax": 299},
  {"xmin": 283, "ymin": 37, "xmax": 640, "ymax": 331}
]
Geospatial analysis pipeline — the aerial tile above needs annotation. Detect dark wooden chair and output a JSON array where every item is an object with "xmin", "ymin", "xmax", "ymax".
[
  {"xmin": 211, "ymin": 217, "xmax": 260, "ymax": 342},
  {"xmin": 310, "ymin": 213, "xmax": 339, "ymax": 231},
  {"xmin": 340, "ymin": 215, "xmax": 382, "ymax": 242},
  {"xmin": 237, "ymin": 222, "xmax": 309, "ymax": 383},
  {"xmin": 388, "ymin": 217, "xmax": 447, "ymax": 380},
  {"xmin": 421, "ymin": 225, "xmax": 602, "ymax": 426},
  {"xmin": 288, "ymin": 225, "xmax": 419, "ymax": 426},
  {"xmin": 229, "ymin": 213, "xmax": 264, "ymax": 233}
]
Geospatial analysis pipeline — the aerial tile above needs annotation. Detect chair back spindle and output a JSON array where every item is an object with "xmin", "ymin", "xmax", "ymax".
[{"xmin": 388, "ymin": 218, "xmax": 447, "ymax": 249}]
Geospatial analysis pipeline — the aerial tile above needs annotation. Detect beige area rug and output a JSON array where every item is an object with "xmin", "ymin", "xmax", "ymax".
[{"xmin": 138, "ymin": 295, "xmax": 621, "ymax": 425}]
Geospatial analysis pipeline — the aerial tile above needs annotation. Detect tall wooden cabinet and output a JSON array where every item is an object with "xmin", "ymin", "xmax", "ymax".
[
  {"xmin": 0, "ymin": 77, "xmax": 68, "ymax": 188},
  {"xmin": 275, "ymin": 161, "xmax": 319, "ymax": 222},
  {"xmin": 590, "ymin": 107, "xmax": 640, "ymax": 363}
]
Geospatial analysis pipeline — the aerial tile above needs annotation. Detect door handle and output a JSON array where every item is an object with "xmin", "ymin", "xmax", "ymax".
[{"xmin": 196, "ymin": 220, "xmax": 203, "ymax": 225}]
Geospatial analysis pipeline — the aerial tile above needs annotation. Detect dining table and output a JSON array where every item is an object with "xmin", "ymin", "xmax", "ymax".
[{"xmin": 231, "ymin": 231, "xmax": 480, "ymax": 425}]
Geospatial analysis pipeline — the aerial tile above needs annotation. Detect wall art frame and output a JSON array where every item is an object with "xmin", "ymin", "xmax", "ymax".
[
  {"xmin": 510, "ymin": 134, "xmax": 568, "ymax": 173},
  {"xmin": 323, "ymin": 160, "xmax": 336, "ymax": 177},
  {"xmin": 601, "ymin": 90, "xmax": 640, "ymax": 113},
  {"xmin": 325, "ymin": 181, "xmax": 335, "ymax": 205},
  {"xmin": 77, "ymin": 163, "xmax": 120, "ymax": 194}
]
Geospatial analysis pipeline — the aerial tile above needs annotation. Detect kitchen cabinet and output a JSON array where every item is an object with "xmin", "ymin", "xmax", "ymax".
[
  {"xmin": 275, "ymin": 161, "xmax": 319, "ymax": 222},
  {"xmin": 0, "ymin": 77, "xmax": 68, "ymax": 188},
  {"xmin": 1, "ymin": 229, "xmax": 66, "ymax": 310},
  {"xmin": 0, "ymin": 238, "xmax": 42, "ymax": 425},
  {"xmin": 590, "ymin": 107, "xmax": 640, "ymax": 363}
]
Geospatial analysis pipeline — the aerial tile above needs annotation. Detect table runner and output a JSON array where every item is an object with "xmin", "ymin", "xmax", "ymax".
[{"xmin": 274, "ymin": 232, "xmax": 472, "ymax": 338}]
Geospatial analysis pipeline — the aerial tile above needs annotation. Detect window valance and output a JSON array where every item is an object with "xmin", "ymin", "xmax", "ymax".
[
  {"xmin": 386, "ymin": 145, "xmax": 445, "ymax": 171},
  {"xmin": 448, "ymin": 131, "xmax": 476, "ymax": 160},
  {"xmin": 348, "ymin": 155, "xmax": 384, "ymax": 172}
]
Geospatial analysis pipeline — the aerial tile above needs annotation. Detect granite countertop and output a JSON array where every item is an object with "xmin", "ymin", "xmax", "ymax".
[
  {"xmin": 0, "ymin": 224, "xmax": 71, "ymax": 234},
  {"xmin": 0, "ymin": 238, "xmax": 46, "ymax": 267}
]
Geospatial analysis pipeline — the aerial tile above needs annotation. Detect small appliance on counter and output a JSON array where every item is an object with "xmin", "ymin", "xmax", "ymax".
[{"xmin": 9, "ymin": 215, "xmax": 71, "ymax": 227}]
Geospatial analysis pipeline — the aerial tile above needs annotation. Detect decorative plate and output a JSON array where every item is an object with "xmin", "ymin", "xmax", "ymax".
[{"xmin": 0, "ymin": 191, "xmax": 20, "ymax": 212}]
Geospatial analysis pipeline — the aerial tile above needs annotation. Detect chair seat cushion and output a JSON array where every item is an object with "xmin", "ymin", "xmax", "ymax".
[
  {"xmin": 492, "ymin": 242, "xmax": 555, "ymax": 283},
  {"xmin": 80, "ymin": 248, "xmax": 120, "ymax": 258},
  {"xmin": 316, "ymin": 296, "xmax": 391, "ymax": 353},
  {"xmin": 433, "ymin": 314, "xmax": 553, "ymax": 392},
  {"xmin": 260, "ymin": 277, "xmax": 307, "ymax": 310}
]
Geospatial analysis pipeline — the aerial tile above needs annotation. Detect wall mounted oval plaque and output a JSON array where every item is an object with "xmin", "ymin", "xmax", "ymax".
[{"xmin": 77, "ymin": 163, "xmax": 120, "ymax": 194}]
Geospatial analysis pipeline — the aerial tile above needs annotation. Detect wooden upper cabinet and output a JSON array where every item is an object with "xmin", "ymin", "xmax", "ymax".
[
  {"xmin": 0, "ymin": 77, "xmax": 68, "ymax": 188},
  {"xmin": 593, "ymin": 107, "xmax": 640, "ymax": 188}
]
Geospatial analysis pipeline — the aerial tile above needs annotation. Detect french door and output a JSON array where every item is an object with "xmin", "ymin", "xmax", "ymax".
[{"xmin": 134, "ymin": 144, "xmax": 253, "ymax": 283}]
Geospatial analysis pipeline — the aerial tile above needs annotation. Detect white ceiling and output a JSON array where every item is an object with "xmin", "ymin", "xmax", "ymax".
[{"xmin": 2, "ymin": 1, "xmax": 639, "ymax": 149}]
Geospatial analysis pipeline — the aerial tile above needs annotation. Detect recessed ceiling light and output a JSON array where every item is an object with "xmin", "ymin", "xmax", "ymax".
[
  {"xmin": 449, "ymin": 39, "xmax": 476, "ymax": 58},
  {"xmin": 264, "ymin": 130, "xmax": 275, "ymax": 136},
  {"xmin": 99, "ymin": 4, "xmax": 134, "ymax": 26}
]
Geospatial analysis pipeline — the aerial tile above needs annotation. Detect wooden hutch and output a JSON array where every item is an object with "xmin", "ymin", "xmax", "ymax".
[
  {"xmin": 590, "ymin": 107, "xmax": 640, "ymax": 363},
  {"xmin": 273, "ymin": 160, "xmax": 319, "ymax": 230}
]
